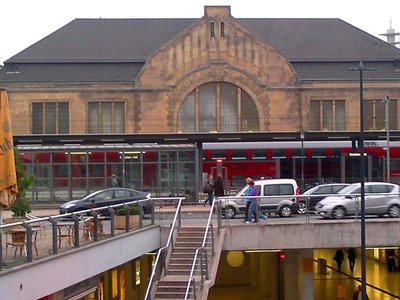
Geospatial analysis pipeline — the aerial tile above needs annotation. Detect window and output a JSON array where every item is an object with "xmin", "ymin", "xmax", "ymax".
[
  {"xmin": 32, "ymin": 102, "xmax": 69, "ymax": 134},
  {"xmin": 310, "ymin": 100, "xmax": 345, "ymax": 131},
  {"xmin": 364, "ymin": 99, "xmax": 397, "ymax": 130},
  {"xmin": 178, "ymin": 82, "xmax": 259, "ymax": 132},
  {"xmin": 88, "ymin": 102, "xmax": 125, "ymax": 133},
  {"xmin": 220, "ymin": 22, "xmax": 225, "ymax": 37},
  {"xmin": 210, "ymin": 21, "xmax": 215, "ymax": 37}
]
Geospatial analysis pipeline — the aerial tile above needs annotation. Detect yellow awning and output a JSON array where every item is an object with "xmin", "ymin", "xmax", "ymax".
[{"xmin": 0, "ymin": 90, "xmax": 17, "ymax": 208}]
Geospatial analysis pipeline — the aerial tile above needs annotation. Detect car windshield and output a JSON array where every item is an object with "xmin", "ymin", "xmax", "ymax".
[
  {"xmin": 337, "ymin": 185, "xmax": 359, "ymax": 195},
  {"xmin": 302, "ymin": 186, "xmax": 320, "ymax": 195}
]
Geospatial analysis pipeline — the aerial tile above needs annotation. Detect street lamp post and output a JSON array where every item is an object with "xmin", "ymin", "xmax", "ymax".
[
  {"xmin": 356, "ymin": 61, "xmax": 368, "ymax": 300},
  {"xmin": 382, "ymin": 96, "xmax": 391, "ymax": 182}
]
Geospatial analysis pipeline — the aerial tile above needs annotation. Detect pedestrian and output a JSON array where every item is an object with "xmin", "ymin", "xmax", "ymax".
[
  {"xmin": 243, "ymin": 177, "xmax": 253, "ymax": 222},
  {"xmin": 245, "ymin": 179, "xmax": 259, "ymax": 224},
  {"xmin": 203, "ymin": 174, "xmax": 214, "ymax": 206},
  {"xmin": 348, "ymin": 248, "xmax": 357, "ymax": 272},
  {"xmin": 112, "ymin": 174, "xmax": 119, "ymax": 187},
  {"xmin": 333, "ymin": 249, "xmax": 344, "ymax": 272},
  {"xmin": 213, "ymin": 175, "xmax": 225, "ymax": 206},
  {"xmin": 352, "ymin": 285, "xmax": 369, "ymax": 300},
  {"xmin": 385, "ymin": 249, "xmax": 398, "ymax": 272}
]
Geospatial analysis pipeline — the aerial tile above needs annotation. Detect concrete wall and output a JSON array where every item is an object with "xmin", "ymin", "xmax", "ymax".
[{"xmin": 222, "ymin": 219, "xmax": 400, "ymax": 250}]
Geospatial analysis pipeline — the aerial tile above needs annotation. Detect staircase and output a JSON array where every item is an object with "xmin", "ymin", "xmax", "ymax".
[{"xmin": 154, "ymin": 226, "xmax": 212, "ymax": 299}]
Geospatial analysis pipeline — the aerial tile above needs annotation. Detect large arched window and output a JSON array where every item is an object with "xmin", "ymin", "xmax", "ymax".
[{"xmin": 178, "ymin": 82, "xmax": 259, "ymax": 132}]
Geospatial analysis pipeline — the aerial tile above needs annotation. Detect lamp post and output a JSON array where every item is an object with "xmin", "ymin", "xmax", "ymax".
[
  {"xmin": 382, "ymin": 96, "xmax": 391, "ymax": 182},
  {"xmin": 355, "ymin": 61, "xmax": 369, "ymax": 300}
]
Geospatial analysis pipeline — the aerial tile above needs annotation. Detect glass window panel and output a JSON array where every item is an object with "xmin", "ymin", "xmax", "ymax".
[
  {"xmin": 114, "ymin": 102, "xmax": 125, "ymax": 133},
  {"xmin": 102, "ymin": 102, "xmax": 112, "ymax": 133},
  {"xmin": 375, "ymin": 100, "xmax": 385, "ymax": 130},
  {"xmin": 220, "ymin": 82, "xmax": 237, "ymax": 132},
  {"xmin": 178, "ymin": 92, "xmax": 195, "ymax": 132},
  {"xmin": 89, "ymin": 103, "xmax": 99, "ymax": 133},
  {"xmin": 310, "ymin": 101, "xmax": 320, "ymax": 131},
  {"xmin": 322, "ymin": 101, "xmax": 333, "ymax": 130},
  {"xmin": 32, "ymin": 103, "xmax": 43, "ymax": 134},
  {"xmin": 364, "ymin": 100, "xmax": 374, "ymax": 130},
  {"xmin": 58, "ymin": 102, "xmax": 69, "ymax": 134},
  {"xmin": 335, "ymin": 100, "xmax": 345, "ymax": 130},
  {"xmin": 199, "ymin": 83, "xmax": 216, "ymax": 132},
  {"xmin": 241, "ymin": 91, "xmax": 259, "ymax": 131},
  {"xmin": 389, "ymin": 99, "xmax": 398, "ymax": 130},
  {"xmin": 45, "ymin": 103, "xmax": 57, "ymax": 134}
]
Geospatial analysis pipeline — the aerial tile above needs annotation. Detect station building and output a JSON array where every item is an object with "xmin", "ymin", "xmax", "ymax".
[{"xmin": 1, "ymin": 6, "xmax": 400, "ymax": 202}]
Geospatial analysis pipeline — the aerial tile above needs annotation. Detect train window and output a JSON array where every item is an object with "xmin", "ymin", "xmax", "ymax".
[
  {"xmin": 212, "ymin": 150, "xmax": 226, "ymax": 160},
  {"xmin": 252, "ymin": 149, "xmax": 266, "ymax": 159},
  {"xmin": 231, "ymin": 149, "xmax": 246, "ymax": 160}
]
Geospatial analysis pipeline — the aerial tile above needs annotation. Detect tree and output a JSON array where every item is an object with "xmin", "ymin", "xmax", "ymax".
[{"xmin": 10, "ymin": 149, "xmax": 35, "ymax": 217}]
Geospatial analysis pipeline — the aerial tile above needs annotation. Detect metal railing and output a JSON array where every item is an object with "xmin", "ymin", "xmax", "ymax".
[
  {"xmin": 184, "ymin": 198, "xmax": 216, "ymax": 300},
  {"xmin": 215, "ymin": 192, "xmax": 400, "ymax": 225},
  {"xmin": 144, "ymin": 198, "xmax": 184, "ymax": 300},
  {"xmin": 0, "ymin": 197, "xmax": 183, "ymax": 270}
]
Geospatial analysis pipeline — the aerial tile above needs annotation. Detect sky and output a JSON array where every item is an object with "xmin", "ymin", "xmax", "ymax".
[{"xmin": 1, "ymin": 0, "xmax": 400, "ymax": 64}]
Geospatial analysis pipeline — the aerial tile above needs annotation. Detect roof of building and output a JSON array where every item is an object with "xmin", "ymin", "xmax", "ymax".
[{"xmin": 2, "ymin": 17, "xmax": 400, "ymax": 83}]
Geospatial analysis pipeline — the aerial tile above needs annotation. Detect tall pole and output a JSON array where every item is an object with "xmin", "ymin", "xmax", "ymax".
[
  {"xmin": 358, "ymin": 61, "xmax": 367, "ymax": 300},
  {"xmin": 382, "ymin": 96, "xmax": 391, "ymax": 182}
]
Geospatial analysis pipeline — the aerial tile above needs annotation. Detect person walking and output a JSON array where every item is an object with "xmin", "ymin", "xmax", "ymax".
[
  {"xmin": 213, "ymin": 175, "xmax": 225, "ymax": 206},
  {"xmin": 203, "ymin": 174, "xmax": 214, "ymax": 206},
  {"xmin": 352, "ymin": 285, "xmax": 369, "ymax": 300},
  {"xmin": 333, "ymin": 249, "xmax": 345, "ymax": 272},
  {"xmin": 348, "ymin": 248, "xmax": 357, "ymax": 272},
  {"xmin": 243, "ymin": 177, "xmax": 253, "ymax": 222},
  {"xmin": 385, "ymin": 249, "xmax": 398, "ymax": 272},
  {"xmin": 245, "ymin": 179, "xmax": 259, "ymax": 224}
]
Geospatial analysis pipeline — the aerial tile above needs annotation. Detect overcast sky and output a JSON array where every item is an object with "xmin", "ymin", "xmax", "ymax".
[{"xmin": 1, "ymin": 0, "xmax": 399, "ymax": 64}]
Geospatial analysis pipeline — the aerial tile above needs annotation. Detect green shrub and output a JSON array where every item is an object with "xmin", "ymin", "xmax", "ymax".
[{"xmin": 115, "ymin": 205, "xmax": 140, "ymax": 216}]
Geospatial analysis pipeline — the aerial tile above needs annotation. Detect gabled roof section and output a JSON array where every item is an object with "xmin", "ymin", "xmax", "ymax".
[
  {"xmin": 6, "ymin": 17, "xmax": 400, "ymax": 64},
  {"xmin": 6, "ymin": 18, "xmax": 197, "ymax": 63},
  {"xmin": 239, "ymin": 18, "xmax": 400, "ymax": 61}
]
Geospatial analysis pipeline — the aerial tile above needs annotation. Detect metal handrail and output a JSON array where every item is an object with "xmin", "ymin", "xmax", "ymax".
[
  {"xmin": 184, "ymin": 198, "xmax": 216, "ymax": 300},
  {"xmin": 144, "ymin": 197, "xmax": 184, "ymax": 300},
  {"xmin": 0, "ymin": 197, "xmax": 182, "ymax": 268}
]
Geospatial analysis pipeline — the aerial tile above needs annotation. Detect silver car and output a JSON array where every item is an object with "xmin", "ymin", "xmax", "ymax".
[{"xmin": 315, "ymin": 182, "xmax": 400, "ymax": 219}]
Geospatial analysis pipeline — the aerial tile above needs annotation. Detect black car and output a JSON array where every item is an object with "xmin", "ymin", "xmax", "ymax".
[
  {"xmin": 59, "ymin": 188, "xmax": 151, "ymax": 215},
  {"xmin": 296, "ymin": 184, "xmax": 349, "ymax": 214}
]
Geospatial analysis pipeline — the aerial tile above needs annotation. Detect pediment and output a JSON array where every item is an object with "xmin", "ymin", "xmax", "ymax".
[{"xmin": 136, "ymin": 8, "xmax": 298, "ymax": 88}]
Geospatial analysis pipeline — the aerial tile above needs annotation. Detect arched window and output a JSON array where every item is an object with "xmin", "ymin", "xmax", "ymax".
[{"xmin": 178, "ymin": 82, "xmax": 259, "ymax": 132}]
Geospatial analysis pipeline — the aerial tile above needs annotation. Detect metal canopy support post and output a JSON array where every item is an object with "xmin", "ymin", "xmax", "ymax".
[{"xmin": 358, "ymin": 61, "xmax": 367, "ymax": 300}]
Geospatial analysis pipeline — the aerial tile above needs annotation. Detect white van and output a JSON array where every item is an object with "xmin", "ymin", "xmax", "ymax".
[{"xmin": 220, "ymin": 179, "xmax": 300, "ymax": 218}]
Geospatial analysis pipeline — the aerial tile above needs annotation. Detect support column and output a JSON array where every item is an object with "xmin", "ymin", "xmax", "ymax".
[{"xmin": 284, "ymin": 249, "xmax": 314, "ymax": 300}]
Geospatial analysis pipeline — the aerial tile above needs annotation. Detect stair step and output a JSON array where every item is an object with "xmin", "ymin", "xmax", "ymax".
[
  {"xmin": 168, "ymin": 264, "xmax": 194, "ymax": 269},
  {"xmin": 167, "ymin": 270, "xmax": 192, "ymax": 275},
  {"xmin": 154, "ymin": 291, "xmax": 186, "ymax": 299}
]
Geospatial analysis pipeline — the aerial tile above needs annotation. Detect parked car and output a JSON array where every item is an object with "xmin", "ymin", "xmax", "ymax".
[
  {"xmin": 315, "ymin": 182, "xmax": 400, "ymax": 219},
  {"xmin": 221, "ymin": 179, "xmax": 300, "ymax": 218},
  {"xmin": 296, "ymin": 183, "xmax": 349, "ymax": 214},
  {"xmin": 59, "ymin": 188, "xmax": 151, "ymax": 215}
]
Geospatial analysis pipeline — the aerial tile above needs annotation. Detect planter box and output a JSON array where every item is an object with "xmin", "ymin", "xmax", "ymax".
[{"xmin": 114, "ymin": 215, "xmax": 140, "ymax": 230}]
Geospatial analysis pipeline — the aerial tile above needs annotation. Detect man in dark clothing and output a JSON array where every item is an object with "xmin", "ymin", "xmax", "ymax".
[
  {"xmin": 348, "ymin": 248, "xmax": 357, "ymax": 272},
  {"xmin": 333, "ymin": 249, "xmax": 344, "ymax": 272}
]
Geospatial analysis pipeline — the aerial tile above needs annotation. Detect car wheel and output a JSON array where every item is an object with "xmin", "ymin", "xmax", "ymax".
[
  {"xmin": 279, "ymin": 205, "xmax": 292, "ymax": 217},
  {"xmin": 332, "ymin": 206, "xmax": 346, "ymax": 219},
  {"xmin": 223, "ymin": 206, "xmax": 236, "ymax": 219},
  {"xmin": 388, "ymin": 205, "xmax": 400, "ymax": 218},
  {"xmin": 297, "ymin": 202, "xmax": 306, "ymax": 214}
]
